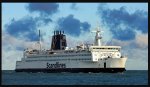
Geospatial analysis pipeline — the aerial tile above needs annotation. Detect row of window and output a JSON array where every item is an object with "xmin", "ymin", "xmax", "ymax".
[
  {"xmin": 25, "ymin": 58, "xmax": 91, "ymax": 62},
  {"xmin": 93, "ymin": 48, "xmax": 119, "ymax": 50},
  {"xmin": 64, "ymin": 51, "xmax": 90, "ymax": 53},
  {"xmin": 28, "ymin": 54, "xmax": 91, "ymax": 58}
]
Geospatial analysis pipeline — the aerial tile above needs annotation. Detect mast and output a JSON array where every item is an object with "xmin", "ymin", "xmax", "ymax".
[
  {"xmin": 39, "ymin": 30, "xmax": 41, "ymax": 51},
  {"xmin": 92, "ymin": 24, "xmax": 103, "ymax": 46}
]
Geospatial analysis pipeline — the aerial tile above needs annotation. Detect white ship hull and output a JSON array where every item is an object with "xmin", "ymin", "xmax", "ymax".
[{"xmin": 15, "ymin": 57, "xmax": 127, "ymax": 73}]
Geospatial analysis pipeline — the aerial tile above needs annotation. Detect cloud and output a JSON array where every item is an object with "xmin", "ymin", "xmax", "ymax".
[
  {"xmin": 26, "ymin": 3, "xmax": 59, "ymax": 17},
  {"xmin": 4, "ymin": 16, "xmax": 49, "ymax": 42},
  {"xmin": 4, "ymin": 16, "xmax": 39, "ymax": 41},
  {"xmin": 2, "ymin": 33, "xmax": 37, "ymax": 51},
  {"xmin": 134, "ymin": 33, "xmax": 148, "ymax": 49},
  {"xmin": 35, "ymin": 17, "xmax": 52, "ymax": 26},
  {"xmin": 4, "ymin": 3, "xmax": 59, "ymax": 42},
  {"xmin": 70, "ymin": 3, "xmax": 78, "ymax": 10},
  {"xmin": 42, "ymin": 17, "xmax": 52, "ymax": 24},
  {"xmin": 81, "ymin": 22, "xmax": 91, "ymax": 31},
  {"xmin": 109, "ymin": 33, "xmax": 148, "ymax": 49},
  {"xmin": 107, "ymin": 33, "xmax": 148, "ymax": 63},
  {"xmin": 56, "ymin": 14, "xmax": 91, "ymax": 37},
  {"xmin": 2, "ymin": 32, "xmax": 50, "ymax": 54},
  {"xmin": 111, "ymin": 27, "xmax": 136, "ymax": 41},
  {"xmin": 97, "ymin": 4, "xmax": 148, "ymax": 41},
  {"xmin": 26, "ymin": 3, "xmax": 59, "ymax": 25}
]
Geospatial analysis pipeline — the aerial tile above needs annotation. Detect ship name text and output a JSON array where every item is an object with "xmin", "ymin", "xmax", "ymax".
[{"xmin": 46, "ymin": 62, "xmax": 66, "ymax": 69}]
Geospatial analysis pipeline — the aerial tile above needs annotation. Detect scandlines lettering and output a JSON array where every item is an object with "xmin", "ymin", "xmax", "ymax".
[{"xmin": 46, "ymin": 62, "xmax": 66, "ymax": 69}]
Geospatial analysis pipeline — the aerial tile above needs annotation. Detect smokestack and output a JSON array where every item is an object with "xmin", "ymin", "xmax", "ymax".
[
  {"xmin": 51, "ymin": 30, "xmax": 67, "ymax": 50},
  {"xmin": 63, "ymin": 31, "xmax": 64, "ymax": 34},
  {"xmin": 60, "ymin": 31, "xmax": 61, "ymax": 34},
  {"xmin": 56, "ymin": 31, "xmax": 58, "ymax": 35},
  {"xmin": 54, "ymin": 31, "xmax": 55, "ymax": 35},
  {"xmin": 57, "ymin": 31, "xmax": 59, "ymax": 35}
]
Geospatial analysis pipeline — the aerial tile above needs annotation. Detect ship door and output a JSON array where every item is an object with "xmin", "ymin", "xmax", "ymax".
[{"xmin": 104, "ymin": 62, "xmax": 106, "ymax": 68}]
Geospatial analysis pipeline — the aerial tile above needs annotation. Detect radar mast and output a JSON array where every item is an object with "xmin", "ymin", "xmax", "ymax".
[{"xmin": 91, "ymin": 23, "xmax": 103, "ymax": 46}]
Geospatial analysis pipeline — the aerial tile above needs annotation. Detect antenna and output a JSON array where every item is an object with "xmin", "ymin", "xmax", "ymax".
[{"xmin": 39, "ymin": 30, "xmax": 41, "ymax": 51}]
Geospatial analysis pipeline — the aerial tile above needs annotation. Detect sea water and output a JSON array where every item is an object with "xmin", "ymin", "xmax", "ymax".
[{"xmin": 2, "ymin": 70, "xmax": 148, "ymax": 85}]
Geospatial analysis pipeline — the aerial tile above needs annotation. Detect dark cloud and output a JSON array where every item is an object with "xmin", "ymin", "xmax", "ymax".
[
  {"xmin": 56, "ymin": 15, "xmax": 91, "ymax": 37},
  {"xmin": 111, "ymin": 28, "xmax": 136, "ymax": 41},
  {"xmin": 70, "ymin": 3, "xmax": 78, "ymax": 10},
  {"xmin": 5, "ymin": 16, "xmax": 44, "ymax": 41},
  {"xmin": 26, "ymin": 3, "xmax": 58, "ymax": 26},
  {"xmin": 131, "ymin": 10, "xmax": 148, "ymax": 33},
  {"xmin": 97, "ymin": 4, "xmax": 148, "ymax": 41},
  {"xmin": 26, "ymin": 3, "xmax": 59, "ymax": 16},
  {"xmin": 4, "ymin": 3, "xmax": 59, "ymax": 43},
  {"xmin": 81, "ymin": 22, "xmax": 91, "ymax": 32}
]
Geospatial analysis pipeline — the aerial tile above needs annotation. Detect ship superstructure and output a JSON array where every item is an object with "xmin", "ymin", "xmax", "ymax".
[{"xmin": 15, "ymin": 25, "xmax": 127, "ymax": 73}]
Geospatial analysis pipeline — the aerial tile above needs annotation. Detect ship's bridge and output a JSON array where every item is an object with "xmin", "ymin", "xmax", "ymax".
[{"xmin": 89, "ymin": 46, "xmax": 122, "ymax": 62}]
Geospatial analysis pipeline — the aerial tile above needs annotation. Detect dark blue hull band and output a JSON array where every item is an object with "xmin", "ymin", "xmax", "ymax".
[{"xmin": 15, "ymin": 68, "xmax": 126, "ymax": 73}]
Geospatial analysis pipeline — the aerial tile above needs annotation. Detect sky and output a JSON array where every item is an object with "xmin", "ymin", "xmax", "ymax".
[{"xmin": 2, "ymin": 3, "xmax": 148, "ymax": 70}]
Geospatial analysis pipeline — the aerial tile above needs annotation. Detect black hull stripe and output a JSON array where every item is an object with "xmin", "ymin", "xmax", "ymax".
[{"xmin": 15, "ymin": 68, "xmax": 126, "ymax": 73}]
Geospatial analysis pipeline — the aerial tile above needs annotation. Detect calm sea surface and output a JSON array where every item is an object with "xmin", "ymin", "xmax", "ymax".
[{"xmin": 2, "ymin": 70, "xmax": 148, "ymax": 85}]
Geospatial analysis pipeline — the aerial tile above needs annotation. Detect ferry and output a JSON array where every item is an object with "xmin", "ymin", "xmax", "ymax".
[{"xmin": 15, "ymin": 25, "xmax": 127, "ymax": 73}]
